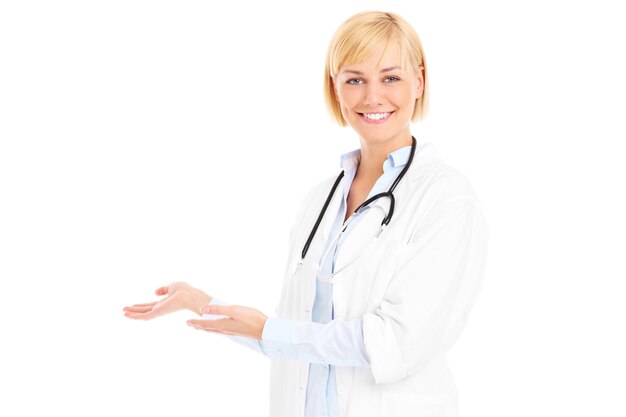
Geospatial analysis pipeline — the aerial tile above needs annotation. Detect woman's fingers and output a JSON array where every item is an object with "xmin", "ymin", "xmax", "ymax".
[
  {"xmin": 123, "ymin": 304, "xmax": 155, "ymax": 313},
  {"xmin": 125, "ymin": 311, "xmax": 154, "ymax": 320},
  {"xmin": 129, "ymin": 302, "xmax": 158, "ymax": 308},
  {"xmin": 124, "ymin": 304, "xmax": 167, "ymax": 320},
  {"xmin": 187, "ymin": 318, "xmax": 235, "ymax": 333},
  {"xmin": 124, "ymin": 299, "xmax": 171, "ymax": 319},
  {"xmin": 123, "ymin": 301, "xmax": 157, "ymax": 312}
]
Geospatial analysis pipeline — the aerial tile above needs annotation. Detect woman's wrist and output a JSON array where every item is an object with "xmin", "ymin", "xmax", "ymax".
[{"xmin": 184, "ymin": 288, "xmax": 213, "ymax": 315}]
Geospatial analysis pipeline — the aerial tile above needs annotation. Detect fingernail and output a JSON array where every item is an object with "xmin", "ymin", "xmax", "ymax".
[{"xmin": 200, "ymin": 306, "xmax": 211, "ymax": 314}]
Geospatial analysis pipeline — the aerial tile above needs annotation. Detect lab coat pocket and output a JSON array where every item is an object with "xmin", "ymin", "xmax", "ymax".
[{"xmin": 379, "ymin": 392, "xmax": 446, "ymax": 416}]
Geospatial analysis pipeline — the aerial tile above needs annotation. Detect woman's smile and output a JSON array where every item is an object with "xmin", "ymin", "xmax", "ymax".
[{"xmin": 358, "ymin": 111, "xmax": 394, "ymax": 124}]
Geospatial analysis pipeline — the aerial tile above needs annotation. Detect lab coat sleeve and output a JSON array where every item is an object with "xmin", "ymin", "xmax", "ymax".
[
  {"xmin": 362, "ymin": 194, "xmax": 489, "ymax": 384},
  {"xmin": 260, "ymin": 317, "xmax": 370, "ymax": 367}
]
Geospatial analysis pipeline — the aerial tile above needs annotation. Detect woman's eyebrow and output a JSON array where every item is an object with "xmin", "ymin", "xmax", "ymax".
[{"xmin": 341, "ymin": 66, "xmax": 402, "ymax": 75}]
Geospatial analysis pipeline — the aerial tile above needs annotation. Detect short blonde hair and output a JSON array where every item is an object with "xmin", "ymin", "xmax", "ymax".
[{"xmin": 324, "ymin": 11, "xmax": 429, "ymax": 126}]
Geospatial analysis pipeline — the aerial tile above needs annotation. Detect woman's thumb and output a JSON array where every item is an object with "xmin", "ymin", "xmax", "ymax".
[
  {"xmin": 155, "ymin": 285, "xmax": 169, "ymax": 296},
  {"xmin": 201, "ymin": 304, "xmax": 232, "ymax": 317}
]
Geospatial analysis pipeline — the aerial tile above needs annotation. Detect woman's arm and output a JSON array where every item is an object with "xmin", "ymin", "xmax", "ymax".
[
  {"xmin": 189, "ymin": 302, "xmax": 370, "ymax": 367},
  {"xmin": 188, "ymin": 196, "xmax": 487, "ymax": 376}
]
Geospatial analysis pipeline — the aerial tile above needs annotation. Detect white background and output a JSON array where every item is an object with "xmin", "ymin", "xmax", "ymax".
[{"xmin": 1, "ymin": 0, "xmax": 625, "ymax": 416}]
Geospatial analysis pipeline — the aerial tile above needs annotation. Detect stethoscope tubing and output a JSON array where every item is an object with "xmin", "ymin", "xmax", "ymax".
[{"xmin": 299, "ymin": 135, "xmax": 418, "ymax": 264}]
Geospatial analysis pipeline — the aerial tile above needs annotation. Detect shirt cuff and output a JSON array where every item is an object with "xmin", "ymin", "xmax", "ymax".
[{"xmin": 261, "ymin": 318, "xmax": 298, "ymax": 344}]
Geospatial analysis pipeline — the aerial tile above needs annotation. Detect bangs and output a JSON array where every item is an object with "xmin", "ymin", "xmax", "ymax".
[{"xmin": 329, "ymin": 23, "xmax": 413, "ymax": 77}]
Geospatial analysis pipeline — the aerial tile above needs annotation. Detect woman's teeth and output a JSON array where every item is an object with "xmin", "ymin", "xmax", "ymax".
[{"xmin": 362, "ymin": 112, "xmax": 390, "ymax": 120}]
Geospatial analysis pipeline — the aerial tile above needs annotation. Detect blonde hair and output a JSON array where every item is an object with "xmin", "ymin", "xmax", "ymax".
[{"xmin": 324, "ymin": 11, "xmax": 429, "ymax": 126}]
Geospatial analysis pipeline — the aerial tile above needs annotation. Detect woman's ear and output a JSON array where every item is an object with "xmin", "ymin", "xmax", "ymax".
[{"xmin": 415, "ymin": 65, "xmax": 425, "ymax": 98}]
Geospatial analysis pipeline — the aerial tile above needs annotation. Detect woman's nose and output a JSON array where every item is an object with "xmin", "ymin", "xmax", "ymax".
[{"xmin": 363, "ymin": 82, "xmax": 383, "ymax": 106}]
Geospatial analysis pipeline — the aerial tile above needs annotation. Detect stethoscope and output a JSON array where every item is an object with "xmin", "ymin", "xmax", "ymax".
[{"xmin": 296, "ymin": 136, "xmax": 418, "ymax": 279}]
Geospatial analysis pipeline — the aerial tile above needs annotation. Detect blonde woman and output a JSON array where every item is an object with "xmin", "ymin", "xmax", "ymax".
[{"xmin": 124, "ymin": 10, "xmax": 489, "ymax": 417}]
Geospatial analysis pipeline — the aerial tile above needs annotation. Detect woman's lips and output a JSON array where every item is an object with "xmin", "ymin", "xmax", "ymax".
[{"xmin": 358, "ymin": 111, "xmax": 394, "ymax": 124}]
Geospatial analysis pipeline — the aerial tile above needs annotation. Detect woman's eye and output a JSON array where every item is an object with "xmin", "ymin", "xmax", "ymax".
[
  {"xmin": 346, "ymin": 79, "xmax": 363, "ymax": 85},
  {"xmin": 384, "ymin": 76, "xmax": 400, "ymax": 83}
]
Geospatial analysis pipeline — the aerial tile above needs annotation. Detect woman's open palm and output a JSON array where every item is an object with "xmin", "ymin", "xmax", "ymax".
[{"xmin": 123, "ymin": 281, "xmax": 205, "ymax": 320}]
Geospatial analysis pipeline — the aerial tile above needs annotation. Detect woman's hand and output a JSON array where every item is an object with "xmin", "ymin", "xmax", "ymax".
[
  {"xmin": 123, "ymin": 281, "xmax": 213, "ymax": 320},
  {"xmin": 187, "ymin": 305, "xmax": 268, "ymax": 340}
]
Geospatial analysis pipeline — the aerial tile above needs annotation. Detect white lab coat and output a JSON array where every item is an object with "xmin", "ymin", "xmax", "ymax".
[{"xmin": 270, "ymin": 143, "xmax": 489, "ymax": 417}]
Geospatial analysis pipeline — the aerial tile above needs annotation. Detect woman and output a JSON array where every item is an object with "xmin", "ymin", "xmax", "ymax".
[{"xmin": 124, "ymin": 10, "xmax": 489, "ymax": 417}]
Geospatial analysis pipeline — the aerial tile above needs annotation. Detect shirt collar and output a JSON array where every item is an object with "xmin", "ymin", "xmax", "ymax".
[
  {"xmin": 339, "ymin": 148, "xmax": 361, "ymax": 173},
  {"xmin": 339, "ymin": 144, "xmax": 413, "ymax": 173}
]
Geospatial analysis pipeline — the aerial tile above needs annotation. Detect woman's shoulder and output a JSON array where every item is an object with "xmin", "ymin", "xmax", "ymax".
[
  {"xmin": 298, "ymin": 172, "xmax": 343, "ymax": 204},
  {"xmin": 289, "ymin": 172, "xmax": 341, "ymax": 218},
  {"xmin": 408, "ymin": 143, "xmax": 482, "ymax": 206}
]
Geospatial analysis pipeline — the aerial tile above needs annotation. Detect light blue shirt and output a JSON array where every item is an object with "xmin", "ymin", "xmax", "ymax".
[{"xmin": 207, "ymin": 142, "xmax": 424, "ymax": 417}]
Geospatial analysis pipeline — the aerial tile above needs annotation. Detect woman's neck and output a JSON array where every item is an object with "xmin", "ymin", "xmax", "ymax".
[{"xmin": 355, "ymin": 133, "xmax": 412, "ymax": 181}]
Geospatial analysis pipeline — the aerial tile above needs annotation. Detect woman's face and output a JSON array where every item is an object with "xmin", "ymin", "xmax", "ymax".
[{"xmin": 334, "ymin": 44, "xmax": 424, "ymax": 147}]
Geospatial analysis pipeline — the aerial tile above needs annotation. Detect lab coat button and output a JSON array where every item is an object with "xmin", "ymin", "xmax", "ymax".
[{"xmin": 298, "ymin": 386, "xmax": 304, "ymax": 391}]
